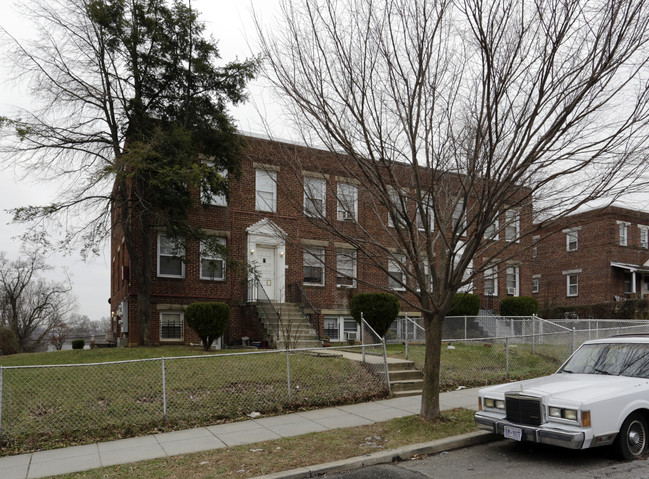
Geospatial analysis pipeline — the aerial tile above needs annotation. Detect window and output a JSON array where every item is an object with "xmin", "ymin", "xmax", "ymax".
[
  {"xmin": 324, "ymin": 316, "xmax": 340, "ymax": 340},
  {"xmin": 202, "ymin": 163, "xmax": 227, "ymax": 206},
  {"xmin": 505, "ymin": 209, "xmax": 520, "ymax": 243},
  {"xmin": 618, "ymin": 221, "xmax": 629, "ymax": 246},
  {"xmin": 344, "ymin": 317, "xmax": 359, "ymax": 340},
  {"xmin": 303, "ymin": 247, "xmax": 325, "ymax": 286},
  {"xmin": 532, "ymin": 235, "xmax": 539, "ymax": 259},
  {"xmin": 255, "ymin": 169, "xmax": 277, "ymax": 212},
  {"xmin": 200, "ymin": 237, "xmax": 226, "ymax": 281},
  {"xmin": 158, "ymin": 234, "xmax": 185, "ymax": 278},
  {"xmin": 160, "ymin": 312, "xmax": 183, "ymax": 341},
  {"xmin": 417, "ymin": 196, "xmax": 434, "ymax": 232},
  {"xmin": 484, "ymin": 219, "xmax": 499, "ymax": 240},
  {"xmin": 388, "ymin": 254, "xmax": 406, "ymax": 290},
  {"xmin": 567, "ymin": 274, "xmax": 579, "ymax": 297},
  {"xmin": 388, "ymin": 188, "xmax": 406, "ymax": 228},
  {"xmin": 304, "ymin": 176, "xmax": 326, "ymax": 217},
  {"xmin": 453, "ymin": 200, "xmax": 466, "ymax": 231},
  {"xmin": 640, "ymin": 226, "xmax": 649, "ymax": 249},
  {"xmin": 532, "ymin": 278, "xmax": 540, "ymax": 294},
  {"xmin": 566, "ymin": 230, "xmax": 578, "ymax": 251},
  {"xmin": 417, "ymin": 259, "xmax": 434, "ymax": 292},
  {"xmin": 484, "ymin": 265, "xmax": 498, "ymax": 296},
  {"xmin": 337, "ymin": 182, "xmax": 358, "ymax": 221},
  {"xmin": 506, "ymin": 266, "xmax": 519, "ymax": 296},
  {"xmin": 336, "ymin": 249, "xmax": 356, "ymax": 287}
]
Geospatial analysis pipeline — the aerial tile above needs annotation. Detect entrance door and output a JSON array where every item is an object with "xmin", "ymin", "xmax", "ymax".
[{"xmin": 256, "ymin": 246, "xmax": 276, "ymax": 300}]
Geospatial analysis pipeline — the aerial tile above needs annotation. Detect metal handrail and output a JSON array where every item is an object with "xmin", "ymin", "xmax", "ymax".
[
  {"xmin": 249, "ymin": 277, "xmax": 280, "ymax": 344},
  {"xmin": 287, "ymin": 282, "xmax": 321, "ymax": 335}
]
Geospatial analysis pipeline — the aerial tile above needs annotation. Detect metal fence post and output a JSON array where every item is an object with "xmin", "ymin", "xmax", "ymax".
[
  {"xmin": 161, "ymin": 358, "xmax": 167, "ymax": 420},
  {"xmin": 572, "ymin": 327, "xmax": 576, "ymax": 354},
  {"xmin": 382, "ymin": 337, "xmax": 392, "ymax": 395},
  {"xmin": 532, "ymin": 315, "xmax": 536, "ymax": 354},
  {"xmin": 505, "ymin": 337, "xmax": 510, "ymax": 380},
  {"xmin": 361, "ymin": 312, "xmax": 366, "ymax": 363},
  {"xmin": 464, "ymin": 316, "xmax": 468, "ymax": 340},
  {"xmin": 286, "ymin": 350, "xmax": 292, "ymax": 401},
  {"xmin": 405, "ymin": 313, "xmax": 409, "ymax": 361},
  {"xmin": 0, "ymin": 367, "xmax": 3, "ymax": 439}
]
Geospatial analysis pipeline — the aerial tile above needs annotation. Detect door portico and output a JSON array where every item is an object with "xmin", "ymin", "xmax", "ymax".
[{"xmin": 246, "ymin": 219, "xmax": 287, "ymax": 302}]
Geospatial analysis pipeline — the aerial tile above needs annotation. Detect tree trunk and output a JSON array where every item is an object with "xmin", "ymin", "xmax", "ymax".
[{"xmin": 420, "ymin": 309, "xmax": 444, "ymax": 419}]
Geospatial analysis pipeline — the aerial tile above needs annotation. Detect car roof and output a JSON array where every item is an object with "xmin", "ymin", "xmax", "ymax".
[{"xmin": 583, "ymin": 334, "xmax": 649, "ymax": 345}]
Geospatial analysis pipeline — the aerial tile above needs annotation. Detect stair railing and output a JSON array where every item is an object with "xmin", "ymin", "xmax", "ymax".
[
  {"xmin": 286, "ymin": 282, "xmax": 321, "ymax": 337},
  {"xmin": 249, "ymin": 277, "xmax": 280, "ymax": 345}
]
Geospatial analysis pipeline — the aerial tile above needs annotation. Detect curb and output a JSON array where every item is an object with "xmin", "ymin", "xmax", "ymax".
[{"xmin": 251, "ymin": 430, "xmax": 500, "ymax": 479}]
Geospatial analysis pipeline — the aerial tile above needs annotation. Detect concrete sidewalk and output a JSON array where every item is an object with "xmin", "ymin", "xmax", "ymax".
[{"xmin": 0, "ymin": 387, "xmax": 482, "ymax": 479}]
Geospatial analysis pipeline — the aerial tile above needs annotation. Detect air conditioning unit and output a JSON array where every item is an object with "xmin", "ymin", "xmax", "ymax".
[
  {"xmin": 345, "ymin": 331, "xmax": 358, "ymax": 340},
  {"xmin": 507, "ymin": 287, "xmax": 517, "ymax": 295}
]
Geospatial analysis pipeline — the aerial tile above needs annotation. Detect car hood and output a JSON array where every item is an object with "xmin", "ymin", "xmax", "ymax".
[{"xmin": 481, "ymin": 373, "xmax": 649, "ymax": 403}]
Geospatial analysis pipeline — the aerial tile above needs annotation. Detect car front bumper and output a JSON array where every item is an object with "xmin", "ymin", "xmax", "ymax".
[{"xmin": 475, "ymin": 412, "xmax": 586, "ymax": 449}]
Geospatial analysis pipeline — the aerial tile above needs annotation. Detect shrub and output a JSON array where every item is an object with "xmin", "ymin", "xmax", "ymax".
[
  {"xmin": 500, "ymin": 296, "xmax": 539, "ymax": 316},
  {"xmin": 186, "ymin": 302, "xmax": 230, "ymax": 351},
  {"xmin": 448, "ymin": 293, "xmax": 480, "ymax": 316},
  {"xmin": 350, "ymin": 292, "xmax": 400, "ymax": 337},
  {"xmin": 71, "ymin": 339, "xmax": 85, "ymax": 350},
  {"xmin": 0, "ymin": 327, "xmax": 19, "ymax": 355}
]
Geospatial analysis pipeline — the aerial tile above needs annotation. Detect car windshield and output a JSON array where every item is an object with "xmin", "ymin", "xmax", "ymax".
[{"xmin": 560, "ymin": 342, "xmax": 649, "ymax": 378}]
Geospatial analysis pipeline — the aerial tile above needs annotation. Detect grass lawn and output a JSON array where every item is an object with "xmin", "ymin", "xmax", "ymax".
[{"xmin": 57, "ymin": 409, "xmax": 476, "ymax": 479}]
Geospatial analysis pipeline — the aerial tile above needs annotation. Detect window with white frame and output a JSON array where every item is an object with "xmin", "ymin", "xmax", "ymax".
[
  {"xmin": 200, "ymin": 237, "xmax": 226, "ymax": 281},
  {"xmin": 640, "ymin": 225, "xmax": 649, "ymax": 249},
  {"xmin": 453, "ymin": 200, "xmax": 466, "ymax": 231},
  {"xmin": 303, "ymin": 247, "xmax": 325, "ymax": 286},
  {"xmin": 304, "ymin": 176, "xmax": 326, "ymax": 217},
  {"xmin": 344, "ymin": 317, "xmax": 359, "ymax": 340},
  {"xmin": 567, "ymin": 274, "xmax": 579, "ymax": 297},
  {"xmin": 255, "ymin": 169, "xmax": 277, "ymax": 212},
  {"xmin": 388, "ymin": 254, "xmax": 406, "ymax": 290},
  {"xmin": 484, "ymin": 218, "xmax": 499, "ymax": 240},
  {"xmin": 336, "ymin": 249, "xmax": 356, "ymax": 287},
  {"xmin": 323, "ymin": 315, "xmax": 360, "ymax": 342},
  {"xmin": 532, "ymin": 235, "xmax": 539, "ymax": 258},
  {"xmin": 160, "ymin": 312, "xmax": 183, "ymax": 341},
  {"xmin": 324, "ymin": 316, "xmax": 340, "ymax": 340},
  {"xmin": 532, "ymin": 277, "xmax": 540, "ymax": 294},
  {"xmin": 388, "ymin": 188, "xmax": 406, "ymax": 228},
  {"xmin": 566, "ymin": 230, "xmax": 578, "ymax": 251},
  {"xmin": 618, "ymin": 221, "xmax": 629, "ymax": 246},
  {"xmin": 158, "ymin": 234, "xmax": 185, "ymax": 278},
  {"xmin": 505, "ymin": 209, "xmax": 520, "ymax": 243},
  {"xmin": 506, "ymin": 266, "xmax": 519, "ymax": 296},
  {"xmin": 202, "ymin": 162, "xmax": 228, "ymax": 206},
  {"xmin": 417, "ymin": 196, "xmax": 434, "ymax": 232},
  {"xmin": 417, "ymin": 259, "xmax": 433, "ymax": 292},
  {"xmin": 337, "ymin": 182, "xmax": 358, "ymax": 221},
  {"xmin": 484, "ymin": 265, "xmax": 498, "ymax": 296}
]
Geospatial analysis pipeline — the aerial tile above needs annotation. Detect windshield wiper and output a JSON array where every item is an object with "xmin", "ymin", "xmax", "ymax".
[
  {"xmin": 594, "ymin": 367, "xmax": 611, "ymax": 375},
  {"xmin": 561, "ymin": 368, "xmax": 574, "ymax": 374}
]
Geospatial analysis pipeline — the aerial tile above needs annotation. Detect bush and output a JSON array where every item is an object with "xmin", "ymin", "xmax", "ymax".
[
  {"xmin": 0, "ymin": 327, "xmax": 20, "ymax": 355},
  {"xmin": 500, "ymin": 296, "xmax": 539, "ymax": 316},
  {"xmin": 448, "ymin": 293, "xmax": 480, "ymax": 316},
  {"xmin": 186, "ymin": 302, "xmax": 230, "ymax": 351},
  {"xmin": 71, "ymin": 339, "xmax": 85, "ymax": 350},
  {"xmin": 350, "ymin": 292, "xmax": 400, "ymax": 337}
]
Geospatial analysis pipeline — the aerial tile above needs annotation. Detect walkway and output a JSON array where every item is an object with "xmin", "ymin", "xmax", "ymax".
[{"xmin": 0, "ymin": 387, "xmax": 481, "ymax": 479}]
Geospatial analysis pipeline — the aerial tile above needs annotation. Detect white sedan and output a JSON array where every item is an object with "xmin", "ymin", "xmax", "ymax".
[{"xmin": 475, "ymin": 335, "xmax": 649, "ymax": 459}]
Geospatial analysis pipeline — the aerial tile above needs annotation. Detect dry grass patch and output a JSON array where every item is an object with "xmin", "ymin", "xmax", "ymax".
[{"xmin": 60, "ymin": 409, "xmax": 476, "ymax": 479}]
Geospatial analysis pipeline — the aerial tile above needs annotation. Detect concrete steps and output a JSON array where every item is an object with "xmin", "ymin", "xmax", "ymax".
[
  {"xmin": 388, "ymin": 360, "xmax": 423, "ymax": 398},
  {"xmin": 256, "ymin": 302, "xmax": 322, "ymax": 349}
]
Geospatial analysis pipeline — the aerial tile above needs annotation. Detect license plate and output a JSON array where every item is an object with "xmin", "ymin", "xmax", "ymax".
[{"xmin": 504, "ymin": 425, "xmax": 522, "ymax": 441}]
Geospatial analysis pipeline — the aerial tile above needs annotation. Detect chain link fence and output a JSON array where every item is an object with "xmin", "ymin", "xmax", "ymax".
[
  {"xmin": 0, "ymin": 339, "xmax": 389, "ymax": 451},
  {"xmin": 386, "ymin": 315, "xmax": 649, "ymax": 391}
]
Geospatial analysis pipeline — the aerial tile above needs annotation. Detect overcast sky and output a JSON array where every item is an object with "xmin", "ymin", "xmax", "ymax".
[{"xmin": 0, "ymin": 0, "xmax": 283, "ymax": 321}]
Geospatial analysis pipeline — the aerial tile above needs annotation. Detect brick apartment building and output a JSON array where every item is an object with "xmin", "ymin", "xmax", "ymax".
[
  {"xmin": 533, "ymin": 206, "xmax": 649, "ymax": 309},
  {"xmin": 110, "ymin": 135, "xmax": 533, "ymax": 347}
]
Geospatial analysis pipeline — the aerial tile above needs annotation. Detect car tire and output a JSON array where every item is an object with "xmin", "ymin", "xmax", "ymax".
[{"xmin": 615, "ymin": 412, "xmax": 647, "ymax": 460}]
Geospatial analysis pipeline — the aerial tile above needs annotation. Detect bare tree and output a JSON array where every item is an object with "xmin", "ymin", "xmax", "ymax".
[
  {"xmin": 257, "ymin": 0, "xmax": 649, "ymax": 419},
  {"xmin": 0, "ymin": 251, "xmax": 75, "ymax": 352}
]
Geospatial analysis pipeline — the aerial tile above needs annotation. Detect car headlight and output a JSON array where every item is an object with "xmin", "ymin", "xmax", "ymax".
[
  {"xmin": 549, "ymin": 406, "xmax": 579, "ymax": 421},
  {"xmin": 484, "ymin": 398, "xmax": 505, "ymax": 410}
]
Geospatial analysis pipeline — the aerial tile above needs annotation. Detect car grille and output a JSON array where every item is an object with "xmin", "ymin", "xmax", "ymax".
[{"xmin": 505, "ymin": 394, "xmax": 543, "ymax": 426}]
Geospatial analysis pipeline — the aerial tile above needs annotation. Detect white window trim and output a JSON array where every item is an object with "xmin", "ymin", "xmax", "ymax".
[
  {"xmin": 337, "ymin": 183, "xmax": 358, "ymax": 221},
  {"xmin": 255, "ymin": 169, "xmax": 277, "ymax": 212},
  {"xmin": 506, "ymin": 266, "xmax": 520, "ymax": 296},
  {"xmin": 303, "ymin": 247, "xmax": 325, "ymax": 286},
  {"xmin": 417, "ymin": 196, "xmax": 434, "ymax": 232},
  {"xmin": 202, "ymin": 162, "xmax": 228, "ymax": 206},
  {"xmin": 388, "ymin": 254, "xmax": 407, "ymax": 291},
  {"xmin": 532, "ymin": 277, "xmax": 540, "ymax": 294},
  {"xmin": 160, "ymin": 311, "xmax": 184, "ymax": 341},
  {"xmin": 505, "ymin": 209, "xmax": 520, "ymax": 243},
  {"xmin": 639, "ymin": 225, "xmax": 649, "ymax": 249},
  {"xmin": 484, "ymin": 219, "xmax": 499, "ymax": 241},
  {"xmin": 618, "ymin": 220, "xmax": 630, "ymax": 246},
  {"xmin": 157, "ymin": 234, "xmax": 185, "ymax": 278},
  {"xmin": 200, "ymin": 237, "xmax": 226, "ymax": 281},
  {"xmin": 566, "ymin": 274, "xmax": 579, "ymax": 297},
  {"xmin": 336, "ymin": 249, "xmax": 357, "ymax": 288},
  {"xmin": 304, "ymin": 176, "xmax": 326, "ymax": 218},
  {"xmin": 388, "ymin": 188, "xmax": 406, "ymax": 228},
  {"xmin": 484, "ymin": 265, "xmax": 498, "ymax": 296}
]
